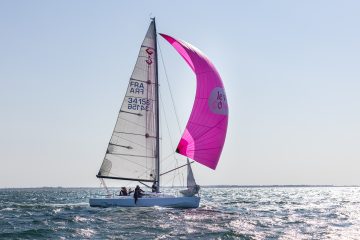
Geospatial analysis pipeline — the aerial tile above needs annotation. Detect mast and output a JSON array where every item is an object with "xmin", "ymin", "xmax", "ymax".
[{"xmin": 153, "ymin": 18, "xmax": 160, "ymax": 192}]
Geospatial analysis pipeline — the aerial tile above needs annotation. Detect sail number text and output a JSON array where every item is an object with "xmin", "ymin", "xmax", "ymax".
[
  {"xmin": 129, "ymin": 81, "xmax": 145, "ymax": 95},
  {"xmin": 127, "ymin": 97, "xmax": 151, "ymax": 111}
]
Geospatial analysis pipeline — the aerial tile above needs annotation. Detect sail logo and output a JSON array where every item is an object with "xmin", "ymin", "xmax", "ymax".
[
  {"xmin": 146, "ymin": 48, "xmax": 153, "ymax": 55},
  {"xmin": 146, "ymin": 48, "xmax": 153, "ymax": 65},
  {"xmin": 208, "ymin": 87, "xmax": 228, "ymax": 115}
]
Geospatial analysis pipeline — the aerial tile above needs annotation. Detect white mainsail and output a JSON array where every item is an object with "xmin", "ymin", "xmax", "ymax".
[{"xmin": 97, "ymin": 21, "xmax": 159, "ymax": 184}]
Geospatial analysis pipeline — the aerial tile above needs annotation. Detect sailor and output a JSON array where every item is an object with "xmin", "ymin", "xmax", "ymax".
[
  {"xmin": 134, "ymin": 185, "xmax": 144, "ymax": 204},
  {"xmin": 119, "ymin": 187, "xmax": 128, "ymax": 196},
  {"xmin": 151, "ymin": 182, "xmax": 157, "ymax": 192}
]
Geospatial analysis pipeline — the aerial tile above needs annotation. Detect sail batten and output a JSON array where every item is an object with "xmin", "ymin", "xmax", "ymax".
[{"xmin": 160, "ymin": 33, "xmax": 228, "ymax": 170}]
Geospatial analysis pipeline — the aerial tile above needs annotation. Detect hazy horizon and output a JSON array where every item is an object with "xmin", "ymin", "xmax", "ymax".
[{"xmin": 1, "ymin": 184, "xmax": 360, "ymax": 189}]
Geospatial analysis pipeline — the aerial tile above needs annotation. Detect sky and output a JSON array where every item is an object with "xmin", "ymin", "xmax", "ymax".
[{"xmin": 1, "ymin": 1, "xmax": 359, "ymax": 187}]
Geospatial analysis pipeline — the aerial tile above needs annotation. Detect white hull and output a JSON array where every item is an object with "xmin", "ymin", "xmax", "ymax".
[{"xmin": 89, "ymin": 193, "xmax": 200, "ymax": 208}]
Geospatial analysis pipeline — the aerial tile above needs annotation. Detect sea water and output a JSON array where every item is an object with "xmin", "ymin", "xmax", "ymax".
[{"xmin": 0, "ymin": 187, "xmax": 359, "ymax": 239}]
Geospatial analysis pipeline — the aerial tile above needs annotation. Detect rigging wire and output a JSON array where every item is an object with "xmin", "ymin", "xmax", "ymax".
[
  {"xmin": 158, "ymin": 41, "xmax": 182, "ymax": 134},
  {"xmin": 159, "ymin": 94, "xmax": 175, "ymax": 151},
  {"xmin": 159, "ymin": 89, "xmax": 182, "ymax": 187},
  {"xmin": 158, "ymin": 40, "xmax": 187, "ymax": 187}
]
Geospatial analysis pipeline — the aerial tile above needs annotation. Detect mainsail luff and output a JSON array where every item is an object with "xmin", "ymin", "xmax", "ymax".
[{"xmin": 97, "ymin": 20, "xmax": 158, "ymax": 182}]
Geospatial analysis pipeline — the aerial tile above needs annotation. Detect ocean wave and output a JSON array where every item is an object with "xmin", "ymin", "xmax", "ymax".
[{"xmin": 0, "ymin": 187, "xmax": 359, "ymax": 239}]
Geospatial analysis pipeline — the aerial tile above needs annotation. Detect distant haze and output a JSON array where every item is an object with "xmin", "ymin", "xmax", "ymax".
[{"xmin": 0, "ymin": 1, "xmax": 359, "ymax": 187}]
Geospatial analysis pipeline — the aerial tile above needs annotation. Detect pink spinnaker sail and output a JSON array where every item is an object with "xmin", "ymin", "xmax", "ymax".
[{"xmin": 160, "ymin": 34, "xmax": 228, "ymax": 170}]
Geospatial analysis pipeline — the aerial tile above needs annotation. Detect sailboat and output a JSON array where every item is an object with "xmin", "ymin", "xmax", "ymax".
[{"xmin": 89, "ymin": 18, "xmax": 228, "ymax": 208}]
